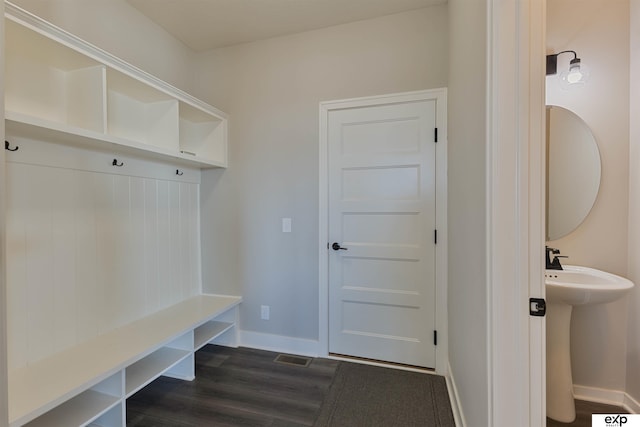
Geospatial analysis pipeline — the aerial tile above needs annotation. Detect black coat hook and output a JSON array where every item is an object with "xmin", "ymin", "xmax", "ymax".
[
  {"xmin": 5, "ymin": 140, "xmax": 19, "ymax": 151},
  {"xmin": 112, "ymin": 159, "xmax": 124, "ymax": 167},
  {"xmin": 176, "ymin": 169, "xmax": 184, "ymax": 176}
]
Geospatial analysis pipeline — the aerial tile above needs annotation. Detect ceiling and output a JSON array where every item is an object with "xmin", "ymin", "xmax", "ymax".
[{"xmin": 127, "ymin": 0, "xmax": 443, "ymax": 52}]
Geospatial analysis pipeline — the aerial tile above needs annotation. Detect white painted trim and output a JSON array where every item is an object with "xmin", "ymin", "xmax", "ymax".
[
  {"xmin": 625, "ymin": 392, "xmax": 640, "ymax": 414},
  {"xmin": 573, "ymin": 384, "xmax": 627, "ymax": 407},
  {"xmin": 318, "ymin": 88, "xmax": 448, "ymax": 374},
  {"xmin": 0, "ymin": 1, "xmax": 8, "ymax": 423},
  {"xmin": 528, "ymin": 0, "xmax": 548, "ymax": 424},
  {"xmin": 239, "ymin": 330, "xmax": 321, "ymax": 358},
  {"xmin": 573, "ymin": 384, "xmax": 639, "ymax": 414},
  {"xmin": 486, "ymin": 0, "xmax": 546, "ymax": 426},
  {"xmin": 319, "ymin": 89, "xmax": 444, "ymax": 110},
  {"xmin": 435, "ymin": 89, "xmax": 449, "ymax": 376},
  {"xmin": 318, "ymin": 99, "xmax": 329, "ymax": 358},
  {"xmin": 446, "ymin": 363, "xmax": 467, "ymax": 427}
]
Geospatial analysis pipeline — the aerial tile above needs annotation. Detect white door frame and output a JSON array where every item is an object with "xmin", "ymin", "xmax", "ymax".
[
  {"xmin": 487, "ymin": 0, "xmax": 546, "ymax": 426},
  {"xmin": 0, "ymin": 0, "xmax": 9, "ymax": 422},
  {"xmin": 319, "ymin": 88, "xmax": 448, "ymax": 375}
]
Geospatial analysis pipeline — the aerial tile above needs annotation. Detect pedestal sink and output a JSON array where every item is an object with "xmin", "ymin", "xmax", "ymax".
[{"xmin": 546, "ymin": 265, "xmax": 634, "ymax": 423}]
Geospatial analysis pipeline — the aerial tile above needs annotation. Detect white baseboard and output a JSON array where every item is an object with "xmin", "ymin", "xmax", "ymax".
[
  {"xmin": 624, "ymin": 392, "xmax": 640, "ymax": 414},
  {"xmin": 446, "ymin": 363, "xmax": 466, "ymax": 427},
  {"xmin": 239, "ymin": 330, "xmax": 321, "ymax": 357},
  {"xmin": 573, "ymin": 384, "xmax": 638, "ymax": 414}
]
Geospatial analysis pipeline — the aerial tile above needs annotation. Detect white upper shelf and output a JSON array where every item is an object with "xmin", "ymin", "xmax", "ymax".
[{"xmin": 4, "ymin": 2, "xmax": 228, "ymax": 169}]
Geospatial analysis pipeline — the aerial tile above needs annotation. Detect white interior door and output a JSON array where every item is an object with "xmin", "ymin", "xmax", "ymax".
[{"xmin": 327, "ymin": 96, "xmax": 439, "ymax": 368}]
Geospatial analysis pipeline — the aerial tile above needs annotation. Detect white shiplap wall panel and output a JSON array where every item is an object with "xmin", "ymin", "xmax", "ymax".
[
  {"xmin": 186, "ymin": 183, "xmax": 200, "ymax": 298},
  {"xmin": 180, "ymin": 182, "xmax": 197, "ymax": 300},
  {"xmin": 75, "ymin": 170, "xmax": 100, "ymax": 345},
  {"xmin": 143, "ymin": 178, "xmax": 160, "ymax": 314},
  {"xmin": 5, "ymin": 145, "xmax": 201, "ymax": 371},
  {"xmin": 50, "ymin": 168, "xmax": 78, "ymax": 356},
  {"xmin": 168, "ymin": 181, "xmax": 181, "ymax": 305},
  {"xmin": 156, "ymin": 180, "xmax": 173, "ymax": 310},
  {"xmin": 6, "ymin": 163, "xmax": 28, "ymax": 372},
  {"xmin": 93, "ymin": 172, "xmax": 116, "ymax": 336},
  {"xmin": 111, "ymin": 174, "xmax": 133, "ymax": 331},
  {"xmin": 114, "ymin": 175, "xmax": 129, "ymax": 328},
  {"xmin": 129, "ymin": 176, "xmax": 148, "ymax": 323},
  {"xmin": 25, "ymin": 165, "xmax": 56, "ymax": 365}
]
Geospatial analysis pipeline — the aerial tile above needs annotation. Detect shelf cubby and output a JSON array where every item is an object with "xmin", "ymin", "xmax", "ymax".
[
  {"xmin": 23, "ymin": 372, "xmax": 122, "ymax": 427},
  {"xmin": 106, "ymin": 70, "xmax": 179, "ymax": 151},
  {"xmin": 163, "ymin": 354, "xmax": 195, "ymax": 381},
  {"xmin": 87, "ymin": 404, "xmax": 123, "ymax": 427},
  {"xmin": 5, "ymin": 19, "xmax": 106, "ymax": 133},
  {"xmin": 22, "ymin": 391, "xmax": 119, "ymax": 427},
  {"xmin": 125, "ymin": 347, "xmax": 191, "ymax": 398},
  {"xmin": 179, "ymin": 101, "xmax": 227, "ymax": 166},
  {"xmin": 194, "ymin": 320, "xmax": 234, "ymax": 351},
  {"xmin": 161, "ymin": 331, "xmax": 196, "ymax": 381}
]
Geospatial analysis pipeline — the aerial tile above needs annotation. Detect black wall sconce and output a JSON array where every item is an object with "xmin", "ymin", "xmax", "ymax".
[{"xmin": 546, "ymin": 50, "xmax": 589, "ymax": 85}]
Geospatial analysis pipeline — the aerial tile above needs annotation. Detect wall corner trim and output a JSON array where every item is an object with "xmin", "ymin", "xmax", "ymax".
[
  {"xmin": 573, "ymin": 384, "xmax": 640, "ymax": 414},
  {"xmin": 447, "ymin": 363, "xmax": 467, "ymax": 427}
]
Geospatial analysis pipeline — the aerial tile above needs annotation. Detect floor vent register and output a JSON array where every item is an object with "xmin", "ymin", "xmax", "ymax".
[{"xmin": 274, "ymin": 354, "xmax": 313, "ymax": 367}]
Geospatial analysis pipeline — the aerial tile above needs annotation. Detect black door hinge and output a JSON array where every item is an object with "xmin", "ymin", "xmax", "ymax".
[
  {"xmin": 529, "ymin": 298, "xmax": 546, "ymax": 317},
  {"xmin": 434, "ymin": 229, "xmax": 438, "ymax": 244},
  {"xmin": 434, "ymin": 128, "xmax": 438, "ymax": 143},
  {"xmin": 433, "ymin": 330, "xmax": 438, "ymax": 346}
]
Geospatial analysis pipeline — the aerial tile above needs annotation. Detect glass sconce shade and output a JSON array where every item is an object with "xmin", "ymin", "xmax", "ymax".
[{"xmin": 560, "ymin": 58, "xmax": 589, "ymax": 89}]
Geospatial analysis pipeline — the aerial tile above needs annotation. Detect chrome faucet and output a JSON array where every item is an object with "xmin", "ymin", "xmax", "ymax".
[{"xmin": 545, "ymin": 246, "xmax": 567, "ymax": 270}]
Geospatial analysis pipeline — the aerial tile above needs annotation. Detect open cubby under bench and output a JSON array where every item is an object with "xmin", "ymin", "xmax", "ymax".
[{"xmin": 8, "ymin": 294, "xmax": 242, "ymax": 427}]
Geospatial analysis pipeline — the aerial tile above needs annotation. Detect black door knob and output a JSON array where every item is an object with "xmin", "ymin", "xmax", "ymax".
[{"xmin": 332, "ymin": 242, "xmax": 348, "ymax": 251}]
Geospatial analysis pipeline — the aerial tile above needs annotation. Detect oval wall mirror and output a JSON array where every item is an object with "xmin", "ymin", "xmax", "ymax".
[{"xmin": 546, "ymin": 105, "xmax": 601, "ymax": 241}]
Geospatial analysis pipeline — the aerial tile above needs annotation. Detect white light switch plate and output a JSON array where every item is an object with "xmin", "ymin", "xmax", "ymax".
[{"xmin": 282, "ymin": 218, "xmax": 292, "ymax": 233}]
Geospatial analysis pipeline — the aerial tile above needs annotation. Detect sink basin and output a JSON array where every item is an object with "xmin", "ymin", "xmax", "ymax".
[
  {"xmin": 545, "ymin": 265, "xmax": 634, "ymax": 423},
  {"xmin": 545, "ymin": 265, "xmax": 634, "ymax": 306}
]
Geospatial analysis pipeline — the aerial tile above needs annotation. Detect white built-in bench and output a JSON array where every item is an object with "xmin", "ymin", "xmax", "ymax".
[
  {"xmin": 9, "ymin": 295, "xmax": 241, "ymax": 427},
  {"xmin": 3, "ymin": 6, "xmax": 241, "ymax": 426}
]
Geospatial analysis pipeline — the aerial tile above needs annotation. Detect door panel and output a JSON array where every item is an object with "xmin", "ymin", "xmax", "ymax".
[
  {"xmin": 341, "ymin": 119, "xmax": 422, "ymax": 155},
  {"xmin": 328, "ymin": 99, "xmax": 437, "ymax": 368},
  {"xmin": 342, "ymin": 166, "xmax": 420, "ymax": 200}
]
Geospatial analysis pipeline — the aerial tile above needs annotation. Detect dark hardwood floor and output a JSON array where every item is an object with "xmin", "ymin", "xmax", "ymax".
[
  {"xmin": 127, "ymin": 345, "xmax": 339, "ymax": 426},
  {"xmin": 546, "ymin": 400, "xmax": 628, "ymax": 427},
  {"xmin": 128, "ymin": 345, "xmax": 628, "ymax": 427}
]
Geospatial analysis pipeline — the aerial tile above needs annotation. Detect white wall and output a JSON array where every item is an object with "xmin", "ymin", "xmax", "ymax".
[
  {"xmin": 627, "ymin": 0, "xmax": 640, "ymax": 407},
  {"xmin": 447, "ymin": 0, "xmax": 488, "ymax": 424},
  {"xmin": 11, "ymin": 0, "xmax": 196, "ymax": 94},
  {"xmin": 546, "ymin": 0, "xmax": 631, "ymax": 394},
  {"xmin": 196, "ymin": 6, "xmax": 449, "ymax": 341}
]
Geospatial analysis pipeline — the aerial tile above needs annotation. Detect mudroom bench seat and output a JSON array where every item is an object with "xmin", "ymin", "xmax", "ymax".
[{"xmin": 9, "ymin": 294, "xmax": 241, "ymax": 427}]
